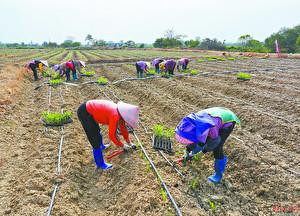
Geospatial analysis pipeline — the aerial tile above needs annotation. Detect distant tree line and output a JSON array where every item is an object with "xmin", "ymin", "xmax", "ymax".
[{"xmin": 1, "ymin": 25, "xmax": 299, "ymax": 53}]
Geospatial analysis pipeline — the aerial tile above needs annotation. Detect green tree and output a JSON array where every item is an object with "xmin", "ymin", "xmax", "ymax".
[
  {"xmin": 238, "ymin": 34, "xmax": 253, "ymax": 47},
  {"xmin": 95, "ymin": 39, "xmax": 106, "ymax": 47},
  {"xmin": 296, "ymin": 35, "xmax": 300, "ymax": 52},
  {"xmin": 185, "ymin": 39, "xmax": 200, "ymax": 48},
  {"xmin": 85, "ymin": 34, "xmax": 94, "ymax": 46},
  {"xmin": 265, "ymin": 25, "xmax": 300, "ymax": 53},
  {"xmin": 200, "ymin": 38, "xmax": 225, "ymax": 50},
  {"xmin": 125, "ymin": 40, "xmax": 136, "ymax": 48}
]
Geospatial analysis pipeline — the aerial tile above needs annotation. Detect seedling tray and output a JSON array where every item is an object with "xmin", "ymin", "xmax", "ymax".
[
  {"xmin": 117, "ymin": 125, "xmax": 134, "ymax": 134},
  {"xmin": 41, "ymin": 118, "xmax": 73, "ymax": 127},
  {"xmin": 152, "ymin": 135, "xmax": 173, "ymax": 154},
  {"xmin": 80, "ymin": 74, "xmax": 94, "ymax": 77},
  {"xmin": 237, "ymin": 77, "xmax": 250, "ymax": 81}
]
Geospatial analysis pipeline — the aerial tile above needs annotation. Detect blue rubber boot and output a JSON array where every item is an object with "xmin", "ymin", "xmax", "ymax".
[
  {"xmin": 72, "ymin": 72, "xmax": 78, "ymax": 81},
  {"xmin": 92, "ymin": 148, "xmax": 112, "ymax": 170},
  {"xmin": 208, "ymin": 156, "xmax": 227, "ymax": 183},
  {"xmin": 100, "ymin": 143, "xmax": 110, "ymax": 150}
]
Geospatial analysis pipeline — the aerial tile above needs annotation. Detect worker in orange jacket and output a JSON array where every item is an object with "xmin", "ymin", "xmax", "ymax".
[{"xmin": 77, "ymin": 100, "xmax": 139, "ymax": 170}]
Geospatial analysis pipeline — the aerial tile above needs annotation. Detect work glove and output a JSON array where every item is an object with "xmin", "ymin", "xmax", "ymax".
[
  {"xmin": 190, "ymin": 144, "xmax": 204, "ymax": 155},
  {"xmin": 129, "ymin": 142, "xmax": 137, "ymax": 150},
  {"xmin": 123, "ymin": 144, "xmax": 130, "ymax": 151}
]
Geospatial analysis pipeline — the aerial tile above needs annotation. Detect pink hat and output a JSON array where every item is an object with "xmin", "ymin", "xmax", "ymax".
[
  {"xmin": 175, "ymin": 133, "xmax": 193, "ymax": 145},
  {"xmin": 117, "ymin": 101, "xmax": 139, "ymax": 128},
  {"xmin": 79, "ymin": 60, "xmax": 86, "ymax": 67}
]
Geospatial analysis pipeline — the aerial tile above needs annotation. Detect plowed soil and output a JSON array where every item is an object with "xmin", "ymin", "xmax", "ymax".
[{"xmin": 0, "ymin": 53, "xmax": 299, "ymax": 216}]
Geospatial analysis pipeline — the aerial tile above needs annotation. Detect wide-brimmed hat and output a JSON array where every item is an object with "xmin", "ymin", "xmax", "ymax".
[
  {"xmin": 79, "ymin": 60, "xmax": 86, "ymax": 67},
  {"xmin": 40, "ymin": 60, "xmax": 49, "ymax": 67},
  {"xmin": 117, "ymin": 101, "xmax": 139, "ymax": 128},
  {"xmin": 175, "ymin": 133, "xmax": 193, "ymax": 145}
]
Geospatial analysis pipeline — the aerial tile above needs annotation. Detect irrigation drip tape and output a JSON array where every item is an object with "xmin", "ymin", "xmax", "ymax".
[
  {"xmin": 133, "ymin": 132, "xmax": 183, "ymax": 216},
  {"xmin": 45, "ymin": 83, "xmax": 67, "ymax": 215},
  {"xmin": 46, "ymin": 184, "xmax": 59, "ymax": 216},
  {"xmin": 158, "ymin": 150, "xmax": 185, "ymax": 180},
  {"xmin": 97, "ymin": 85, "xmax": 183, "ymax": 215}
]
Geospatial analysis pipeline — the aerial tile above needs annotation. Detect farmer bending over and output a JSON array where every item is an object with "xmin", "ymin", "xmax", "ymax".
[
  {"xmin": 164, "ymin": 59, "xmax": 176, "ymax": 76},
  {"xmin": 77, "ymin": 100, "xmax": 139, "ymax": 170},
  {"xmin": 25, "ymin": 60, "xmax": 48, "ymax": 81},
  {"xmin": 177, "ymin": 58, "xmax": 190, "ymax": 72},
  {"xmin": 152, "ymin": 58, "xmax": 164, "ymax": 73},
  {"xmin": 54, "ymin": 60, "xmax": 85, "ymax": 81},
  {"xmin": 175, "ymin": 107, "xmax": 240, "ymax": 183},
  {"xmin": 135, "ymin": 61, "xmax": 149, "ymax": 78},
  {"xmin": 72, "ymin": 60, "xmax": 86, "ymax": 75}
]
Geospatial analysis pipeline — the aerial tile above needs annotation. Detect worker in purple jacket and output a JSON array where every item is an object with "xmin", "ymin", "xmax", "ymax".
[
  {"xmin": 152, "ymin": 58, "xmax": 164, "ymax": 73},
  {"xmin": 164, "ymin": 59, "xmax": 176, "ymax": 76},
  {"xmin": 175, "ymin": 107, "xmax": 240, "ymax": 183},
  {"xmin": 177, "ymin": 58, "xmax": 190, "ymax": 72},
  {"xmin": 135, "ymin": 61, "xmax": 149, "ymax": 78}
]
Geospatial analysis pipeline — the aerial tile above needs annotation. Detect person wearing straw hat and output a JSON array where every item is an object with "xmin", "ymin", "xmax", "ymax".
[
  {"xmin": 53, "ymin": 60, "xmax": 85, "ymax": 81},
  {"xmin": 175, "ymin": 107, "xmax": 240, "ymax": 183},
  {"xmin": 77, "ymin": 100, "xmax": 139, "ymax": 170},
  {"xmin": 65, "ymin": 60, "xmax": 85, "ymax": 81},
  {"xmin": 72, "ymin": 60, "xmax": 86, "ymax": 78},
  {"xmin": 25, "ymin": 59, "xmax": 48, "ymax": 81},
  {"xmin": 135, "ymin": 61, "xmax": 149, "ymax": 78},
  {"xmin": 152, "ymin": 57, "xmax": 164, "ymax": 73},
  {"xmin": 177, "ymin": 58, "xmax": 190, "ymax": 72}
]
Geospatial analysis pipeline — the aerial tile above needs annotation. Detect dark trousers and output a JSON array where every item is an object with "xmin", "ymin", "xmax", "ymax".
[
  {"xmin": 168, "ymin": 66, "xmax": 175, "ymax": 75},
  {"xmin": 155, "ymin": 64, "xmax": 160, "ymax": 73},
  {"xmin": 183, "ymin": 63, "xmax": 188, "ymax": 70},
  {"xmin": 135, "ymin": 63, "xmax": 144, "ymax": 78},
  {"xmin": 30, "ymin": 64, "xmax": 38, "ymax": 81},
  {"xmin": 188, "ymin": 123, "xmax": 235, "ymax": 160},
  {"xmin": 77, "ymin": 103, "xmax": 102, "ymax": 149},
  {"xmin": 66, "ymin": 68, "xmax": 76, "ymax": 81},
  {"xmin": 213, "ymin": 124, "xmax": 235, "ymax": 159}
]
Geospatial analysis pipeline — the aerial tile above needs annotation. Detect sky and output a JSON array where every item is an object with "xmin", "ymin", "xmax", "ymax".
[{"xmin": 0, "ymin": 0, "xmax": 299, "ymax": 44}]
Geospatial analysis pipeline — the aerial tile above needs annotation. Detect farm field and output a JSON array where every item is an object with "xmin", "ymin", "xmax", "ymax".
[{"xmin": 0, "ymin": 49, "xmax": 299, "ymax": 216}]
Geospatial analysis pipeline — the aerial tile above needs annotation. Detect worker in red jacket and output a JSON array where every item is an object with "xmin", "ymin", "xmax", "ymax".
[{"xmin": 77, "ymin": 100, "xmax": 139, "ymax": 170}]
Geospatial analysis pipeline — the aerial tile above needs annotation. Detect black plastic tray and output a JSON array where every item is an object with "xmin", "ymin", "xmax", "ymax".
[
  {"xmin": 152, "ymin": 135, "xmax": 173, "ymax": 154},
  {"xmin": 42, "ymin": 118, "xmax": 73, "ymax": 127}
]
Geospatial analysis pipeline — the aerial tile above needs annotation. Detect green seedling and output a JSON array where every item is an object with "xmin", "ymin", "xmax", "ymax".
[
  {"xmin": 206, "ymin": 56, "xmax": 226, "ymax": 61},
  {"xmin": 147, "ymin": 69, "xmax": 156, "ymax": 75},
  {"xmin": 190, "ymin": 177, "xmax": 199, "ymax": 190},
  {"xmin": 216, "ymin": 57, "xmax": 226, "ymax": 61},
  {"xmin": 51, "ymin": 71, "xmax": 61, "ymax": 80},
  {"xmin": 160, "ymin": 188, "xmax": 168, "ymax": 202},
  {"xmin": 49, "ymin": 79, "xmax": 63, "ymax": 86},
  {"xmin": 97, "ymin": 76, "xmax": 108, "ymax": 85},
  {"xmin": 42, "ymin": 111, "xmax": 72, "ymax": 125},
  {"xmin": 165, "ymin": 211, "xmax": 175, "ymax": 216},
  {"xmin": 181, "ymin": 69, "xmax": 188, "ymax": 73},
  {"xmin": 227, "ymin": 57, "xmax": 236, "ymax": 61},
  {"xmin": 197, "ymin": 59, "xmax": 205, "ymax": 63},
  {"xmin": 206, "ymin": 57, "xmax": 217, "ymax": 61},
  {"xmin": 207, "ymin": 199, "xmax": 216, "ymax": 212},
  {"xmin": 81, "ymin": 70, "xmax": 95, "ymax": 76},
  {"xmin": 190, "ymin": 69, "xmax": 198, "ymax": 75},
  {"xmin": 42, "ymin": 69, "xmax": 51, "ymax": 77},
  {"xmin": 192, "ymin": 153, "xmax": 202, "ymax": 161},
  {"xmin": 145, "ymin": 160, "xmax": 151, "ymax": 172},
  {"xmin": 153, "ymin": 124, "xmax": 164, "ymax": 137},
  {"xmin": 237, "ymin": 72, "xmax": 252, "ymax": 80},
  {"xmin": 163, "ymin": 127, "xmax": 175, "ymax": 138}
]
